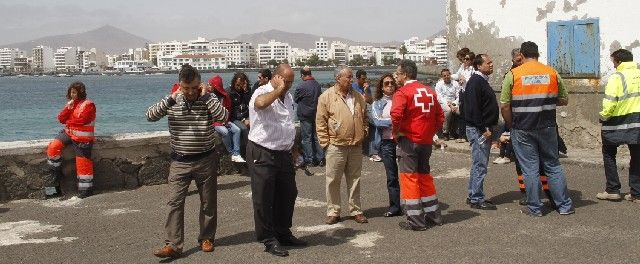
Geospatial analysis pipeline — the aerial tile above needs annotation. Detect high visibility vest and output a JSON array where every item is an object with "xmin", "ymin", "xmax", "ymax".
[
  {"xmin": 65, "ymin": 100, "xmax": 96, "ymax": 142},
  {"xmin": 510, "ymin": 61, "xmax": 560, "ymax": 130},
  {"xmin": 600, "ymin": 61, "xmax": 640, "ymax": 145}
]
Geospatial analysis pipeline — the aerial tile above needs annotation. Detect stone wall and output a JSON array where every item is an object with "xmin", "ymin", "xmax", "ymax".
[{"xmin": 0, "ymin": 134, "xmax": 240, "ymax": 202}]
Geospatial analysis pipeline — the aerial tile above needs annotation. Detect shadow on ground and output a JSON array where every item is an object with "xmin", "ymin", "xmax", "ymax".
[
  {"xmin": 0, "ymin": 207, "xmax": 8, "ymax": 214},
  {"xmin": 488, "ymin": 189, "xmax": 597, "ymax": 209}
]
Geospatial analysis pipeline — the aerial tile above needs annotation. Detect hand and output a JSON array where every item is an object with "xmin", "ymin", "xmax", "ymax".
[
  {"xmin": 66, "ymin": 100, "xmax": 74, "ymax": 109},
  {"xmin": 200, "ymin": 83, "xmax": 210, "ymax": 95},
  {"xmin": 271, "ymin": 75, "xmax": 286, "ymax": 95},
  {"xmin": 171, "ymin": 88, "xmax": 182, "ymax": 100},
  {"xmin": 482, "ymin": 130, "xmax": 492, "ymax": 139},
  {"xmin": 363, "ymin": 82, "xmax": 370, "ymax": 91},
  {"xmin": 243, "ymin": 119, "xmax": 250, "ymax": 127}
]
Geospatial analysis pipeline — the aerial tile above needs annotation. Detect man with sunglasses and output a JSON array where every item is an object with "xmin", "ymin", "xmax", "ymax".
[{"xmin": 252, "ymin": 68, "xmax": 272, "ymax": 92}]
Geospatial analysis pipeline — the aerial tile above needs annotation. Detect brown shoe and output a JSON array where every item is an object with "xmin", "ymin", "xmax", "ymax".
[
  {"xmin": 354, "ymin": 214, "xmax": 368, "ymax": 224},
  {"xmin": 201, "ymin": 239, "xmax": 215, "ymax": 252},
  {"xmin": 325, "ymin": 215, "xmax": 340, "ymax": 225},
  {"xmin": 154, "ymin": 245, "xmax": 182, "ymax": 258}
]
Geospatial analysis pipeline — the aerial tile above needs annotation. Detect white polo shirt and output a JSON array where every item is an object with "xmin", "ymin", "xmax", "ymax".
[{"xmin": 248, "ymin": 82, "xmax": 296, "ymax": 151}]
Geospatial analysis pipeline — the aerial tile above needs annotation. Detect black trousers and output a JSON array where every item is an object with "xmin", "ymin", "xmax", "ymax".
[
  {"xmin": 246, "ymin": 141, "xmax": 298, "ymax": 245},
  {"xmin": 603, "ymin": 144, "xmax": 640, "ymax": 197}
]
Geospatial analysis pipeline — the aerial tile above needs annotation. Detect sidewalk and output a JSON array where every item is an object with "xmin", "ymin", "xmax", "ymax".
[{"xmin": 441, "ymin": 139, "xmax": 631, "ymax": 169}]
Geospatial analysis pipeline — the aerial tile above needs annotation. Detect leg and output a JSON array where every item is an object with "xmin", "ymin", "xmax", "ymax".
[
  {"xmin": 72, "ymin": 140, "xmax": 94, "ymax": 193},
  {"xmin": 325, "ymin": 145, "xmax": 346, "ymax": 217},
  {"xmin": 193, "ymin": 153, "xmax": 219, "ymax": 243},
  {"xmin": 45, "ymin": 131, "xmax": 71, "ymax": 196},
  {"xmin": 628, "ymin": 144, "xmax": 640, "ymax": 198},
  {"xmin": 164, "ymin": 161, "xmax": 193, "ymax": 250},
  {"xmin": 214, "ymin": 125, "xmax": 233, "ymax": 154},
  {"xmin": 299, "ymin": 119, "xmax": 314, "ymax": 164},
  {"xmin": 466, "ymin": 126, "xmax": 490, "ymax": 204},
  {"xmin": 602, "ymin": 144, "xmax": 621, "ymax": 194},
  {"xmin": 274, "ymin": 151, "xmax": 298, "ymax": 239},
  {"xmin": 228, "ymin": 122, "xmax": 242, "ymax": 156},
  {"xmin": 557, "ymin": 127, "xmax": 567, "ymax": 154},
  {"xmin": 511, "ymin": 129, "xmax": 543, "ymax": 214},
  {"xmin": 344, "ymin": 145, "xmax": 364, "ymax": 216},
  {"xmin": 380, "ymin": 140, "xmax": 401, "ymax": 214},
  {"xmin": 538, "ymin": 127, "xmax": 572, "ymax": 213},
  {"xmin": 415, "ymin": 143, "xmax": 441, "ymax": 225},
  {"xmin": 233, "ymin": 120, "xmax": 249, "ymax": 158},
  {"xmin": 396, "ymin": 137, "xmax": 429, "ymax": 228},
  {"xmin": 311, "ymin": 122, "xmax": 325, "ymax": 162},
  {"xmin": 246, "ymin": 142, "xmax": 277, "ymax": 244}
]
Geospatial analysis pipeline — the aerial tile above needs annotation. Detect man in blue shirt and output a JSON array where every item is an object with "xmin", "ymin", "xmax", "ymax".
[{"xmin": 352, "ymin": 70, "xmax": 380, "ymax": 161}]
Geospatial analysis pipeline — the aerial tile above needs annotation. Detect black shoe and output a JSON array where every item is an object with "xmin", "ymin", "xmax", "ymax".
[
  {"xmin": 383, "ymin": 211, "xmax": 402, "ymax": 217},
  {"xmin": 520, "ymin": 207, "xmax": 543, "ymax": 217},
  {"xmin": 318, "ymin": 159, "xmax": 326, "ymax": 167},
  {"xmin": 470, "ymin": 201, "xmax": 497, "ymax": 210},
  {"xmin": 78, "ymin": 189, "xmax": 93, "ymax": 199},
  {"xmin": 278, "ymin": 235, "xmax": 307, "ymax": 247},
  {"xmin": 465, "ymin": 198, "xmax": 471, "ymax": 204},
  {"xmin": 264, "ymin": 243, "xmax": 289, "ymax": 257},
  {"xmin": 398, "ymin": 221, "xmax": 428, "ymax": 231},
  {"xmin": 518, "ymin": 196, "xmax": 527, "ymax": 206}
]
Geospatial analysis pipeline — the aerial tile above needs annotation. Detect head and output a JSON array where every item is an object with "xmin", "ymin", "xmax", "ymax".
[
  {"xmin": 375, "ymin": 73, "xmax": 397, "ymax": 100},
  {"xmin": 395, "ymin": 59, "xmax": 418, "ymax": 85},
  {"xmin": 511, "ymin": 48, "xmax": 523, "ymax": 67},
  {"xmin": 272, "ymin": 64, "xmax": 295, "ymax": 92},
  {"xmin": 66, "ymin": 81, "xmax": 87, "ymax": 100},
  {"xmin": 334, "ymin": 65, "xmax": 353, "ymax": 90},
  {"xmin": 208, "ymin": 75, "xmax": 224, "ymax": 93},
  {"xmin": 456, "ymin": 47, "xmax": 470, "ymax": 63},
  {"xmin": 610, "ymin": 49, "xmax": 633, "ymax": 68},
  {"xmin": 178, "ymin": 64, "xmax": 202, "ymax": 102},
  {"xmin": 520, "ymin": 41, "xmax": 540, "ymax": 59},
  {"xmin": 473, "ymin": 54, "xmax": 494, "ymax": 75},
  {"xmin": 463, "ymin": 51, "xmax": 475, "ymax": 67},
  {"xmin": 355, "ymin": 69, "xmax": 367, "ymax": 86},
  {"xmin": 231, "ymin": 71, "xmax": 249, "ymax": 92},
  {"xmin": 257, "ymin": 69, "xmax": 272, "ymax": 86},
  {"xmin": 440, "ymin": 68, "xmax": 452, "ymax": 84},
  {"xmin": 300, "ymin": 66, "xmax": 312, "ymax": 79}
]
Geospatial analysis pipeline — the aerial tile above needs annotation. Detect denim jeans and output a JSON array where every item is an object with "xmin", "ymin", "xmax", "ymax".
[
  {"xmin": 466, "ymin": 126, "xmax": 491, "ymax": 204},
  {"xmin": 379, "ymin": 139, "xmax": 400, "ymax": 214},
  {"xmin": 369, "ymin": 126, "xmax": 381, "ymax": 156},
  {"xmin": 299, "ymin": 119, "xmax": 324, "ymax": 163},
  {"xmin": 233, "ymin": 120, "xmax": 249, "ymax": 157},
  {"xmin": 214, "ymin": 123, "xmax": 241, "ymax": 156},
  {"xmin": 511, "ymin": 127, "xmax": 573, "ymax": 214}
]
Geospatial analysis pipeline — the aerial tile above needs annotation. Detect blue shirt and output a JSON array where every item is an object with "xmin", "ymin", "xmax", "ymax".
[{"xmin": 352, "ymin": 83, "xmax": 372, "ymax": 96}]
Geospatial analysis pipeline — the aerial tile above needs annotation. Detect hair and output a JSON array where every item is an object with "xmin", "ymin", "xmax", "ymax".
[
  {"xmin": 472, "ymin": 54, "xmax": 488, "ymax": 70},
  {"xmin": 258, "ymin": 68, "xmax": 272, "ymax": 80},
  {"xmin": 355, "ymin": 69, "xmax": 367, "ymax": 79},
  {"xmin": 274, "ymin": 64, "xmax": 292, "ymax": 76},
  {"xmin": 66, "ymin": 81, "xmax": 87, "ymax": 100},
  {"xmin": 456, "ymin": 47, "xmax": 470, "ymax": 58},
  {"xmin": 511, "ymin": 48, "xmax": 521, "ymax": 57},
  {"xmin": 440, "ymin": 68, "xmax": 451, "ymax": 75},
  {"xmin": 334, "ymin": 65, "xmax": 350, "ymax": 79},
  {"xmin": 611, "ymin": 49, "xmax": 633, "ymax": 63},
  {"xmin": 230, "ymin": 71, "xmax": 250, "ymax": 91},
  {"xmin": 465, "ymin": 51, "xmax": 475, "ymax": 60},
  {"xmin": 178, "ymin": 64, "xmax": 201, "ymax": 83},
  {"xmin": 520, "ymin": 41, "xmax": 540, "ymax": 59},
  {"xmin": 300, "ymin": 66, "xmax": 312, "ymax": 76},
  {"xmin": 398, "ymin": 59, "xmax": 418, "ymax": 79},
  {"xmin": 375, "ymin": 73, "xmax": 396, "ymax": 100}
]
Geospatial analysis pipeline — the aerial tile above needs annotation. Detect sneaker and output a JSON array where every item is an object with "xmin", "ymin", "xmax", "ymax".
[
  {"xmin": 595, "ymin": 192, "xmax": 622, "ymax": 201},
  {"xmin": 370, "ymin": 154, "xmax": 382, "ymax": 162},
  {"xmin": 559, "ymin": 152, "xmax": 568, "ymax": 158},
  {"xmin": 559, "ymin": 208, "xmax": 575, "ymax": 215},
  {"xmin": 493, "ymin": 157, "xmax": 510, "ymax": 164},
  {"xmin": 520, "ymin": 207, "xmax": 543, "ymax": 217},
  {"xmin": 624, "ymin": 194, "xmax": 640, "ymax": 203},
  {"xmin": 231, "ymin": 155, "xmax": 246, "ymax": 163}
]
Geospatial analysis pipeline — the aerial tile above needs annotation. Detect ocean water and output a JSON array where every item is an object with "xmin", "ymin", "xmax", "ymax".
[{"xmin": 1, "ymin": 69, "xmax": 430, "ymax": 143}]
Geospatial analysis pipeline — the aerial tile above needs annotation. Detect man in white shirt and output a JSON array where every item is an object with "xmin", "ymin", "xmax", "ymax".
[{"xmin": 435, "ymin": 68, "xmax": 462, "ymax": 140}]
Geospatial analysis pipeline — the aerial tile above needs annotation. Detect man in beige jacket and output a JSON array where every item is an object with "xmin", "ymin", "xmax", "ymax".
[{"xmin": 316, "ymin": 65, "xmax": 369, "ymax": 225}]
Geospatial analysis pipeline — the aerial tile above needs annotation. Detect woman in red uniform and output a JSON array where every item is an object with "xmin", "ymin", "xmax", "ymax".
[{"xmin": 45, "ymin": 81, "xmax": 96, "ymax": 199}]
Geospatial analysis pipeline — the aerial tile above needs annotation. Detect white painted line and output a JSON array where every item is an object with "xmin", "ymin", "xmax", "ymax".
[
  {"xmin": 239, "ymin": 191, "xmax": 326, "ymax": 208},
  {"xmin": 433, "ymin": 168, "xmax": 470, "ymax": 179},
  {"xmin": 0, "ymin": 220, "xmax": 77, "ymax": 246},
  {"xmin": 295, "ymin": 223, "xmax": 345, "ymax": 233},
  {"xmin": 239, "ymin": 191, "xmax": 252, "ymax": 199},
  {"xmin": 38, "ymin": 197, "xmax": 84, "ymax": 208},
  {"xmin": 349, "ymin": 232, "xmax": 383, "ymax": 248},
  {"xmin": 102, "ymin": 208, "xmax": 141, "ymax": 216}
]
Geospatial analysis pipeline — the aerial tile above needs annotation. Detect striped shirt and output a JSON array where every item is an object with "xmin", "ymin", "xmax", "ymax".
[
  {"xmin": 248, "ymin": 82, "xmax": 296, "ymax": 151},
  {"xmin": 146, "ymin": 93, "xmax": 228, "ymax": 155}
]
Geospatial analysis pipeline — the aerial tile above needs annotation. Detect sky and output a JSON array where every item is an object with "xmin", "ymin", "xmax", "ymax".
[{"xmin": 0, "ymin": 0, "xmax": 446, "ymax": 45}]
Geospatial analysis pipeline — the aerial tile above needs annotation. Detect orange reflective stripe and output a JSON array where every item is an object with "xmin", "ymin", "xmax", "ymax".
[
  {"xmin": 47, "ymin": 138, "xmax": 64, "ymax": 159},
  {"xmin": 76, "ymin": 156, "xmax": 94, "ymax": 175}
]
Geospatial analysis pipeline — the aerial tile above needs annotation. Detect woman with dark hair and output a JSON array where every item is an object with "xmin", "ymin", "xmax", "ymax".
[
  {"xmin": 209, "ymin": 75, "xmax": 245, "ymax": 163},
  {"xmin": 228, "ymin": 71, "xmax": 252, "ymax": 157},
  {"xmin": 45, "ymin": 81, "xmax": 97, "ymax": 199},
  {"xmin": 371, "ymin": 73, "xmax": 402, "ymax": 217}
]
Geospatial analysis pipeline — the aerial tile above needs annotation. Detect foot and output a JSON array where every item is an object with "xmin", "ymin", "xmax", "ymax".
[
  {"xmin": 264, "ymin": 243, "xmax": 289, "ymax": 257},
  {"xmin": 558, "ymin": 208, "xmax": 575, "ymax": 215},
  {"xmin": 325, "ymin": 215, "xmax": 340, "ymax": 225},
  {"xmin": 353, "ymin": 214, "xmax": 368, "ymax": 224},
  {"xmin": 383, "ymin": 211, "xmax": 402, "ymax": 217},
  {"xmin": 520, "ymin": 207, "xmax": 543, "ymax": 217},
  {"xmin": 369, "ymin": 155, "xmax": 382, "ymax": 162},
  {"xmin": 470, "ymin": 201, "xmax": 497, "ymax": 210},
  {"xmin": 624, "ymin": 194, "xmax": 640, "ymax": 203},
  {"xmin": 455, "ymin": 138, "xmax": 466, "ymax": 143},
  {"xmin": 231, "ymin": 155, "xmax": 246, "ymax": 163},
  {"xmin": 317, "ymin": 159, "xmax": 326, "ymax": 167},
  {"xmin": 596, "ymin": 191, "xmax": 622, "ymax": 201},
  {"xmin": 154, "ymin": 245, "xmax": 182, "ymax": 258},
  {"xmin": 78, "ymin": 189, "xmax": 93, "ymax": 199},
  {"xmin": 558, "ymin": 152, "xmax": 568, "ymax": 158},
  {"xmin": 518, "ymin": 196, "xmax": 527, "ymax": 206},
  {"xmin": 278, "ymin": 235, "xmax": 307, "ymax": 247},
  {"xmin": 398, "ymin": 221, "xmax": 428, "ymax": 231},
  {"xmin": 200, "ymin": 239, "xmax": 214, "ymax": 252},
  {"xmin": 493, "ymin": 157, "xmax": 511, "ymax": 164}
]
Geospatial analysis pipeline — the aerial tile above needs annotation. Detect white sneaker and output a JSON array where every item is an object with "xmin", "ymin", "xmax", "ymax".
[
  {"xmin": 370, "ymin": 154, "xmax": 382, "ymax": 162},
  {"xmin": 231, "ymin": 155, "xmax": 246, "ymax": 163},
  {"xmin": 493, "ymin": 157, "xmax": 510, "ymax": 164},
  {"xmin": 596, "ymin": 192, "xmax": 622, "ymax": 200},
  {"xmin": 624, "ymin": 193, "xmax": 640, "ymax": 203}
]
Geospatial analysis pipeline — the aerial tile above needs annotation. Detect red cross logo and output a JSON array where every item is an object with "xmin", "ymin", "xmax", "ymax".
[{"xmin": 414, "ymin": 88, "xmax": 434, "ymax": 113}]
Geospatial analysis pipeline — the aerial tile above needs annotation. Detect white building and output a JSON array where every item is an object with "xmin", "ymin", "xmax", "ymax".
[
  {"xmin": 211, "ymin": 40, "xmax": 256, "ymax": 67},
  {"xmin": 374, "ymin": 47, "xmax": 399, "ymax": 66},
  {"xmin": 114, "ymin": 60, "xmax": 152, "ymax": 73},
  {"xmin": 184, "ymin": 37, "xmax": 211, "ymax": 55},
  {"xmin": 257, "ymin": 40, "xmax": 291, "ymax": 65},
  {"xmin": 289, "ymin": 48, "xmax": 310, "ymax": 66},
  {"xmin": 0, "ymin": 48, "xmax": 24, "ymax": 71},
  {"xmin": 54, "ymin": 47, "xmax": 78, "ymax": 72},
  {"xmin": 132, "ymin": 48, "xmax": 148, "ymax": 62},
  {"xmin": 148, "ymin": 40, "xmax": 186, "ymax": 65},
  {"xmin": 330, "ymin": 41, "xmax": 349, "ymax": 65},
  {"xmin": 169, "ymin": 54, "xmax": 227, "ymax": 70},
  {"xmin": 432, "ymin": 36, "xmax": 448, "ymax": 65},
  {"xmin": 106, "ymin": 55, "xmax": 119, "ymax": 68},
  {"xmin": 348, "ymin": 45, "xmax": 374, "ymax": 61},
  {"xmin": 32, "ymin": 46, "xmax": 56, "ymax": 72},
  {"xmin": 315, "ymin": 38, "xmax": 329, "ymax": 61}
]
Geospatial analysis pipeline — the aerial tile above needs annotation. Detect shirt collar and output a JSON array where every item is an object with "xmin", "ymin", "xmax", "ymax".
[
  {"xmin": 474, "ymin": 70, "xmax": 489, "ymax": 81},
  {"xmin": 405, "ymin": 80, "xmax": 417, "ymax": 84},
  {"xmin": 617, "ymin": 61, "xmax": 638, "ymax": 71}
]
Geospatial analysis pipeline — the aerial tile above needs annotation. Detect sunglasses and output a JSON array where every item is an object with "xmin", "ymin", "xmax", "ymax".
[
  {"xmin": 464, "ymin": 57, "xmax": 471, "ymax": 60},
  {"xmin": 384, "ymin": 81, "xmax": 396, "ymax": 86}
]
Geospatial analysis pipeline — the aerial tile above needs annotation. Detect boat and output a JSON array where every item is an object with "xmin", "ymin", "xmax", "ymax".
[{"xmin": 56, "ymin": 73, "xmax": 72, "ymax": 77}]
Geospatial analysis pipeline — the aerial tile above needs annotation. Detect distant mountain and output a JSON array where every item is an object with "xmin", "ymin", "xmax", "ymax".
[
  {"xmin": 1, "ymin": 25, "xmax": 150, "ymax": 54},
  {"xmin": 229, "ymin": 29, "xmax": 402, "ymax": 49}
]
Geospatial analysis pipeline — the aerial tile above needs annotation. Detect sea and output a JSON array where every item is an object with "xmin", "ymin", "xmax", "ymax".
[{"xmin": 0, "ymin": 69, "xmax": 434, "ymax": 143}]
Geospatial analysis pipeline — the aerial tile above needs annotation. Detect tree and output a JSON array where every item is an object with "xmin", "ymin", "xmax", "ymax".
[
  {"xmin": 306, "ymin": 54, "xmax": 320, "ymax": 66},
  {"xmin": 368, "ymin": 55, "xmax": 377, "ymax": 66},
  {"xmin": 267, "ymin": 59, "xmax": 278, "ymax": 67},
  {"xmin": 399, "ymin": 44, "xmax": 408, "ymax": 60},
  {"xmin": 349, "ymin": 54, "xmax": 365, "ymax": 66}
]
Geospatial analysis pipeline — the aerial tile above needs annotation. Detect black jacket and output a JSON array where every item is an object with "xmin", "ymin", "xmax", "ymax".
[
  {"xmin": 294, "ymin": 78, "xmax": 322, "ymax": 120},
  {"xmin": 228, "ymin": 88, "xmax": 252, "ymax": 121},
  {"xmin": 462, "ymin": 73, "xmax": 499, "ymax": 130}
]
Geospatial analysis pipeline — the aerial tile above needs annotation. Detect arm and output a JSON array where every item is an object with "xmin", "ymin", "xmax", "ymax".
[
  {"xmin": 432, "ymin": 92, "xmax": 445, "ymax": 131},
  {"xmin": 370, "ymin": 100, "xmax": 392, "ymax": 128},
  {"xmin": 363, "ymin": 83, "xmax": 373, "ymax": 104},
  {"xmin": 390, "ymin": 90, "xmax": 407, "ymax": 137},
  {"xmin": 205, "ymin": 94, "xmax": 229, "ymax": 123},
  {"xmin": 254, "ymin": 76, "xmax": 287, "ymax": 110},
  {"xmin": 293, "ymin": 85, "xmax": 303, "ymax": 103},
  {"xmin": 599, "ymin": 74, "xmax": 621, "ymax": 121},
  {"xmin": 146, "ymin": 95, "xmax": 176, "ymax": 122},
  {"xmin": 315, "ymin": 94, "xmax": 330, "ymax": 149},
  {"xmin": 64, "ymin": 102, "xmax": 96, "ymax": 126},
  {"xmin": 500, "ymin": 71, "xmax": 514, "ymax": 129},
  {"xmin": 57, "ymin": 106, "xmax": 73, "ymax": 124},
  {"xmin": 557, "ymin": 74, "xmax": 568, "ymax": 106}
]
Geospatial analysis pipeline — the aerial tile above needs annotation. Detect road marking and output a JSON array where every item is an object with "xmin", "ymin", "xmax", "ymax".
[
  {"xmin": 39, "ymin": 197, "xmax": 84, "ymax": 208},
  {"xmin": 0, "ymin": 220, "xmax": 77, "ymax": 246},
  {"xmin": 434, "ymin": 168, "xmax": 470, "ymax": 179},
  {"xmin": 238, "ymin": 191, "xmax": 326, "ymax": 208},
  {"xmin": 102, "ymin": 208, "xmax": 141, "ymax": 216},
  {"xmin": 349, "ymin": 231, "xmax": 383, "ymax": 248},
  {"xmin": 295, "ymin": 224, "xmax": 345, "ymax": 233}
]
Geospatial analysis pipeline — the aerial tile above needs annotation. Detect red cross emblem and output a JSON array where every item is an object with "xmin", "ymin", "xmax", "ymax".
[{"xmin": 414, "ymin": 88, "xmax": 434, "ymax": 113}]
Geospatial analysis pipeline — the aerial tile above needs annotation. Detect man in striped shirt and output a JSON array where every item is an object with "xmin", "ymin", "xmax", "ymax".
[{"xmin": 147, "ymin": 64, "xmax": 228, "ymax": 259}]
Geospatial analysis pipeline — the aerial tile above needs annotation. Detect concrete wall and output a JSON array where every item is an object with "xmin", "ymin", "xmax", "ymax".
[
  {"xmin": 0, "ymin": 133, "xmax": 239, "ymax": 202},
  {"xmin": 446, "ymin": 0, "xmax": 640, "ymax": 148}
]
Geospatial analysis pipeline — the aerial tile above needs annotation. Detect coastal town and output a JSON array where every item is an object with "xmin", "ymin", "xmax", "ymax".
[{"xmin": 0, "ymin": 35, "xmax": 447, "ymax": 75}]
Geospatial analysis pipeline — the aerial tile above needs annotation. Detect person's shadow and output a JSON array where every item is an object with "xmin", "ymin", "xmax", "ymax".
[
  {"xmin": 489, "ymin": 189, "xmax": 597, "ymax": 209},
  {"xmin": 0, "ymin": 208, "xmax": 9, "ymax": 214}
]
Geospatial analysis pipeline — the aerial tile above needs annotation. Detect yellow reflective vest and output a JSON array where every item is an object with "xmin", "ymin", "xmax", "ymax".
[{"xmin": 600, "ymin": 61, "xmax": 640, "ymax": 144}]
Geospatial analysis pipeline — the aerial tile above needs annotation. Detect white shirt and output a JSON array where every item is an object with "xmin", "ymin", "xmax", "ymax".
[
  {"xmin": 248, "ymin": 82, "xmax": 296, "ymax": 151},
  {"xmin": 434, "ymin": 79, "xmax": 462, "ymax": 106}
]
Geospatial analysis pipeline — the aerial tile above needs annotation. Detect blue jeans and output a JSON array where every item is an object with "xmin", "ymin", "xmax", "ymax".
[
  {"xmin": 214, "ymin": 123, "xmax": 241, "ymax": 156},
  {"xmin": 379, "ymin": 139, "xmax": 400, "ymax": 214},
  {"xmin": 369, "ymin": 125, "xmax": 381, "ymax": 156},
  {"xmin": 466, "ymin": 126, "xmax": 491, "ymax": 204},
  {"xmin": 299, "ymin": 119, "xmax": 324, "ymax": 163},
  {"xmin": 511, "ymin": 127, "xmax": 573, "ymax": 214}
]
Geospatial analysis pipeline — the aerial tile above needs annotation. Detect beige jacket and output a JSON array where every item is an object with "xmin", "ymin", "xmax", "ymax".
[{"xmin": 316, "ymin": 85, "xmax": 368, "ymax": 148}]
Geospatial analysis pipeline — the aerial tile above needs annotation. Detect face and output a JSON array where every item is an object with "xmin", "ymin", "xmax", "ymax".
[
  {"xmin": 257, "ymin": 74, "xmax": 268, "ymax": 85},
  {"xmin": 478, "ymin": 55, "xmax": 494, "ymax": 75},
  {"xmin": 70, "ymin": 89, "xmax": 78, "ymax": 100},
  {"xmin": 234, "ymin": 77, "xmax": 247, "ymax": 91},
  {"xmin": 463, "ymin": 55, "xmax": 473, "ymax": 67},
  {"xmin": 382, "ymin": 77, "xmax": 396, "ymax": 96},
  {"xmin": 512, "ymin": 52, "xmax": 524, "ymax": 67},
  {"xmin": 281, "ymin": 71, "xmax": 295, "ymax": 92},
  {"xmin": 336, "ymin": 69, "xmax": 353, "ymax": 89},
  {"xmin": 357, "ymin": 74, "xmax": 367, "ymax": 86},
  {"xmin": 395, "ymin": 66, "xmax": 408, "ymax": 86},
  {"xmin": 441, "ymin": 71, "xmax": 452, "ymax": 84},
  {"xmin": 180, "ymin": 79, "xmax": 202, "ymax": 102}
]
